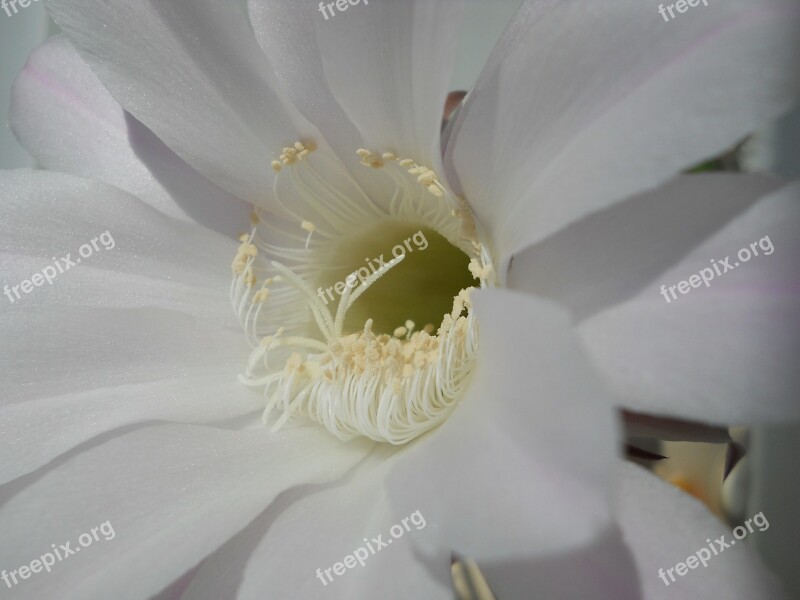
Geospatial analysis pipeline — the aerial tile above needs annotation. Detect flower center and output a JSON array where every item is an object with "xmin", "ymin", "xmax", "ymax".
[
  {"xmin": 230, "ymin": 141, "xmax": 494, "ymax": 444},
  {"xmin": 319, "ymin": 224, "xmax": 476, "ymax": 335}
]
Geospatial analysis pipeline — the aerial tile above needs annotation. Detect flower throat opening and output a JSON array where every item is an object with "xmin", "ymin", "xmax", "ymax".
[{"xmin": 318, "ymin": 224, "xmax": 476, "ymax": 336}]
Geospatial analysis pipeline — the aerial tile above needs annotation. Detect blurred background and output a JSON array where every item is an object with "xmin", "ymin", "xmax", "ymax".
[{"xmin": 2, "ymin": 1, "xmax": 798, "ymax": 597}]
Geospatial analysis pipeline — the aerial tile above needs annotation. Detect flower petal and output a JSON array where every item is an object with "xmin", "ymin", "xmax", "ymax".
[
  {"xmin": 44, "ymin": 0, "xmax": 314, "ymax": 202},
  {"xmin": 249, "ymin": 0, "xmax": 463, "ymax": 171},
  {"xmin": 614, "ymin": 461, "xmax": 787, "ymax": 599},
  {"xmin": 478, "ymin": 526, "xmax": 641, "ymax": 600},
  {"xmin": 387, "ymin": 288, "xmax": 619, "ymax": 562},
  {"xmin": 9, "ymin": 35, "xmax": 250, "ymax": 235},
  {"xmin": 0, "ymin": 303, "xmax": 258, "ymax": 482},
  {"xmin": 509, "ymin": 174, "xmax": 782, "ymax": 320},
  {"xmin": 446, "ymin": 0, "xmax": 800, "ymax": 266},
  {"xmin": 183, "ymin": 448, "xmax": 452, "ymax": 600},
  {"xmin": 0, "ymin": 423, "xmax": 372, "ymax": 600},
  {"xmin": 578, "ymin": 182, "xmax": 800, "ymax": 424},
  {"xmin": 0, "ymin": 169, "xmax": 237, "ymax": 323},
  {"xmin": 247, "ymin": 1, "xmax": 369, "ymax": 189}
]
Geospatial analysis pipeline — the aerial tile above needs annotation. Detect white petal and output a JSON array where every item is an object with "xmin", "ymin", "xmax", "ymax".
[
  {"xmin": 579, "ymin": 182, "xmax": 800, "ymax": 424},
  {"xmin": 44, "ymin": 0, "xmax": 315, "ymax": 201},
  {"xmin": 479, "ymin": 526, "xmax": 641, "ymax": 600},
  {"xmin": 0, "ymin": 170, "xmax": 236, "ymax": 323},
  {"xmin": 0, "ymin": 299, "xmax": 257, "ymax": 482},
  {"xmin": 249, "ymin": 0, "xmax": 463, "ymax": 171},
  {"xmin": 0, "ymin": 372, "xmax": 262, "ymax": 485},
  {"xmin": 0, "ymin": 423, "xmax": 372, "ymax": 600},
  {"xmin": 184, "ymin": 448, "xmax": 451, "ymax": 600},
  {"xmin": 247, "ymin": 1, "xmax": 371, "ymax": 191},
  {"xmin": 387, "ymin": 288, "xmax": 619, "ymax": 562},
  {"xmin": 509, "ymin": 174, "xmax": 782, "ymax": 319},
  {"xmin": 446, "ymin": 0, "xmax": 800, "ymax": 265},
  {"xmin": 1, "ymin": 305, "xmax": 249, "ymax": 405},
  {"xmin": 614, "ymin": 461, "xmax": 787, "ymax": 599},
  {"xmin": 9, "ymin": 35, "xmax": 250, "ymax": 235}
]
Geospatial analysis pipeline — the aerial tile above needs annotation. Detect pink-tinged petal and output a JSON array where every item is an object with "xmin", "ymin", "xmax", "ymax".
[
  {"xmin": 614, "ymin": 461, "xmax": 787, "ymax": 599},
  {"xmin": 43, "ymin": 0, "xmax": 316, "ymax": 202},
  {"xmin": 10, "ymin": 35, "xmax": 250, "ymax": 236},
  {"xmin": 578, "ymin": 182, "xmax": 800, "ymax": 425},
  {"xmin": 446, "ymin": 0, "xmax": 800, "ymax": 268}
]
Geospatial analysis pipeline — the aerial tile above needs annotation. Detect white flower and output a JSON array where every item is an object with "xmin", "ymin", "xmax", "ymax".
[{"xmin": 1, "ymin": 0, "xmax": 798, "ymax": 598}]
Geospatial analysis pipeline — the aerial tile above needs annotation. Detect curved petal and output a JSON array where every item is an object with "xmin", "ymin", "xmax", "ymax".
[
  {"xmin": 479, "ymin": 526, "xmax": 641, "ymax": 600},
  {"xmin": 9, "ymin": 35, "xmax": 250, "ymax": 235},
  {"xmin": 0, "ymin": 423, "xmax": 372, "ymax": 600},
  {"xmin": 0, "ymin": 169, "xmax": 237, "ymax": 323},
  {"xmin": 247, "ymin": 1, "xmax": 370, "ymax": 194},
  {"xmin": 446, "ymin": 0, "xmax": 800, "ymax": 267},
  {"xmin": 0, "ymin": 306, "xmax": 246, "ymax": 407},
  {"xmin": 578, "ymin": 182, "xmax": 800, "ymax": 424},
  {"xmin": 183, "ymin": 448, "xmax": 452, "ymax": 600},
  {"xmin": 0, "ymin": 303, "xmax": 259, "ymax": 483},
  {"xmin": 614, "ymin": 461, "xmax": 787, "ymax": 599},
  {"xmin": 387, "ymin": 288, "xmax": 619, "ymax": 563},
  {"xmin": 509, "ymin": 174, "xmax": 782, "ymax": 320},
  {"xmin": 44, "ymin": 0, "xmax": 317, "ymax": 202},
  {"xmin": 186, "ymin": 291, "xmax": 624, "ymax": 597},
  {"xmin": 249, "ymin": 0, "xmax": 463, "ymax": 172}
]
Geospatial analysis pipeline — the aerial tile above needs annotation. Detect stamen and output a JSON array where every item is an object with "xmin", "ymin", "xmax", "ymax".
[
  {"xmin": 231, "ymin": 143, "xmax": 490, "ymax": 444},
  {"xmin": 301, "ymin": 220, "xmax": 316, "ymax": 251}
]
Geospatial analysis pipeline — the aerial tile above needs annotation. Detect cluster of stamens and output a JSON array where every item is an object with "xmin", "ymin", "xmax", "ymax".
[
  {"xmin": 271, "ymin": 140, "xmax": 317, "ymax": 172},
  {"xmin": 230, "ymin": 140, "xmax": 493, "ymax": 444},
  {"xmin": 356, "ymin": 149, "xmax": 444, "ymax": 198}
]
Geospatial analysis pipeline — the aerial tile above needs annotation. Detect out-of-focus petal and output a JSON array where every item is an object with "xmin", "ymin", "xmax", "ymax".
[
  {"xmin": 479, "ymin": 526, "xmax": 641, "ymax": 600},
  {"xmin": 614, "ymin": 461, "xmax": 787, "ymax": 599}
]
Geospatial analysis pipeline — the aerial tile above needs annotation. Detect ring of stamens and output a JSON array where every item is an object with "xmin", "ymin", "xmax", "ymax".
[{"xmin": 230, "ymin": 141, "xmax": 493, "ymax": 444}]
